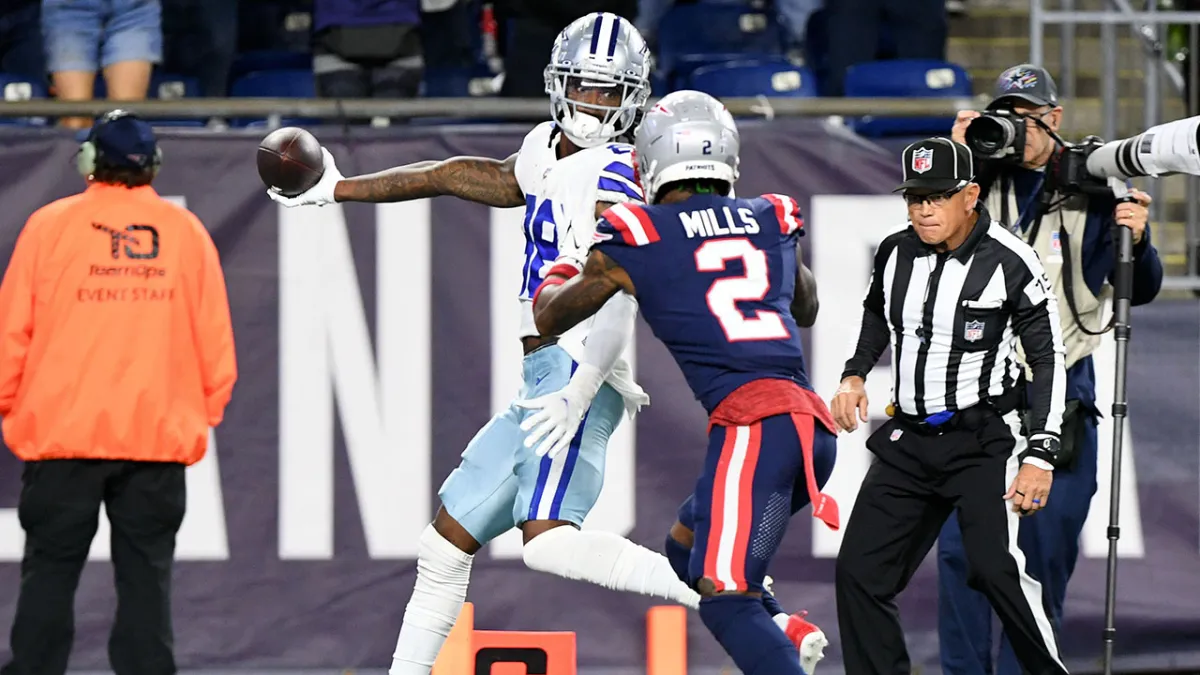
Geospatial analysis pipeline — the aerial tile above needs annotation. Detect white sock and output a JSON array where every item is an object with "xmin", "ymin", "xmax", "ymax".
[
  {"xmin": 522, "ymin": 526, "xmax": 701, "ymax": 610},
  {"xmin": 389, "ymin": 525, "xmax": 474, "ymax": 675}
]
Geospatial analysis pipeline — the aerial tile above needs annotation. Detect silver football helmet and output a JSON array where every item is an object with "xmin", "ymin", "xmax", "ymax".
[
  {"xmin": 633, "ymin": 90, "xmax": 740, "ymax": 202},
  {"xmin": 545, "ymin": 13, "xmax": 652, "ymax": 148}
]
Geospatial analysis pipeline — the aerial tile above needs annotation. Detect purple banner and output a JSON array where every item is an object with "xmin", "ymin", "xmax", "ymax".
[{"xmin": 0, "ymin": 121, "xmax": 1195, "ymax": 673}]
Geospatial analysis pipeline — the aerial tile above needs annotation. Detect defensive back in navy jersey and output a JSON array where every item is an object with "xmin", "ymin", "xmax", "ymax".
[{"xmin": 593, "ymin": 192, "xmax": 812, "ymax": 413}]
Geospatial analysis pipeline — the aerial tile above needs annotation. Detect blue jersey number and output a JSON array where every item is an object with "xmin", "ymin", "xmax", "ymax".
[
  {"xmin": 694, "ymin": 238, "xmax": 790, "ymax": 342},
  {"xmin": 522, "ymin": 194, "xmax": 559, "ymax": 295}
]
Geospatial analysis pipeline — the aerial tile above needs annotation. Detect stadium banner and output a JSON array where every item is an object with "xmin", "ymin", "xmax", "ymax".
[{"xmin": 0, "ymin": 121, "xmax": 1195, "ymax": 674}]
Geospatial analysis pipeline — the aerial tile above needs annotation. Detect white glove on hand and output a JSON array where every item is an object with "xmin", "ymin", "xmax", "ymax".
[
  {"xmin": 514, "ymin": 364, "xmax": 605, "ymax": 459},
  {"xmin": 266, "ymin": 147, "xmax": 344, "ymax": 207}
]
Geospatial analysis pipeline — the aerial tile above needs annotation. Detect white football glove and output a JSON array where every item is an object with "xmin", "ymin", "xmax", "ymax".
[
  {"xmin": 266, "ymin": 147, "xmax": 344, "ymax": 207},
  {"xmin": 514, "ymin": 364, "xmax": 605, "ymax": 459}
]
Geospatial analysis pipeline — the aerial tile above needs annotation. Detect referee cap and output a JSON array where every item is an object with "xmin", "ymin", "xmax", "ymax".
[{"xmin": 894, "ymin": 137, "xmax": 975, "ymax": 193}]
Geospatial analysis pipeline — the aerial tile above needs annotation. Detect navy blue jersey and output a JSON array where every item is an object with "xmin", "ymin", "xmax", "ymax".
[{"xmin": 593, "ymin": 193, "xmax": 813, "ymax": 414}]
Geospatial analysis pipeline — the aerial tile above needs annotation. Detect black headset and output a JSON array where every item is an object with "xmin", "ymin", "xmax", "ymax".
[{"xmin": 76, "ymin": 109, "xmax": 163, "ymax": 178}]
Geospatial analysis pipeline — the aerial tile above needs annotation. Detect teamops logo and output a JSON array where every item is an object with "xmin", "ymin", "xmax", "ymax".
[
  {"xmin": 92, "ymin": 222, "xmax": 160, "ymax": 260},
  {"xmin": 89, "ymin": 263, "xmax": 167, "ymax": 279}
]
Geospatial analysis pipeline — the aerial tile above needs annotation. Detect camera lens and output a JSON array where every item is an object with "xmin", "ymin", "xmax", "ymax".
[{"xmin": 965, "ymin": 115, "xmax": 1016, "ymax": 157}]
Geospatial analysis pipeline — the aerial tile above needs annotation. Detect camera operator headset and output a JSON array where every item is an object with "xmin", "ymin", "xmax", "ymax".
[{"xmin": 934, "ymin": 64, "xmax": 1165, "ymax": 675}]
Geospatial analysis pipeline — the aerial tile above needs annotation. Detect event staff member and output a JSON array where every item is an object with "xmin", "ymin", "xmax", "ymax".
[
  {"xmin": 938, "ymin": 64, "xmax": 1163, "ymax": 675},
  {"xmin": 831, "ymin": 138, "xmax": 1070, "ymax": 675},
  {"xmin": 0, "ymin": 110, "xmax": 237, "ymax": 675}
]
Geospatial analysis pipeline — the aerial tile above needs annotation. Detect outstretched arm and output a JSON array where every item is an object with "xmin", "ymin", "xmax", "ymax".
[
  {"xmin": 791, "ymin": 242, "xmax": 818, "ymax": 327},
  {"xmin": 533, "ymin": 249, "xmax": 636, "ymax": 337},
  {"xmin": 333, "ymin": 153, "xmax": 525, "ymax": 208}
]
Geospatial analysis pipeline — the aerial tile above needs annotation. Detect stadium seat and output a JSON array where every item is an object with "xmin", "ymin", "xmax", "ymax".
[
  {"xmin": 229, "ymin": 50, "xmax": 312, "ymax": 86},
  {"xmin": 231, "ymin": 69, "xmax": 315, "ymax": 98},
  {"xmin": 0, "ymin": 74, "xmax": 48, "ymax": 126},
  {"xmin": 656, "ymin": 4, "xmax": 786, "ymax": 91},
  {"xmin": 421, "ymin": 67, "xmax": 473, "ymax": 98},
  {"xmin": 688, "ymin": 59, "xmax": 818, "ymax": 98},
  {"xmin": 229, "ymin": 69, "xmax": 317, "ymax": 127},
  {"xmin": 842, "ymin": 59, "xmax": 972, "ymax": 137}
]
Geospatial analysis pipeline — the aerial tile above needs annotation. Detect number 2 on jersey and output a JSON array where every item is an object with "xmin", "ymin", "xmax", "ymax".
[{"xmin": 694, "ymin": 238, "xmax": 790, "ymax": 342}]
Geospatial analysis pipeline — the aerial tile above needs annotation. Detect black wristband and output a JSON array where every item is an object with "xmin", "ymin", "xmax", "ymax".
[{"xmin": 1021, "ymin": 433, "xmax": 1060, "ymax": 465}]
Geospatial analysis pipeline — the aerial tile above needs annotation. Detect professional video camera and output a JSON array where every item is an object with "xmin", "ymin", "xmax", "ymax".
[{"xmin": 965, "ymin": 112, "xmax": 1200, "ymax": 196}]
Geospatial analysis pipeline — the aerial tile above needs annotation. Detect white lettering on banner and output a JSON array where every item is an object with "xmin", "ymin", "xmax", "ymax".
[
  {"xmin": 809, "ymin": 196, "xmax": 907, "ymax": 558},
  {"xmin": 486, "ymin": 207, "xmax": 637, "ymax": 559},
  {"xmin": 0, "ymin": 430, "xmax": 228, "ymax": 561},
  {"xmin": 808, "ymin": 195, "xmax": 1143, "ymax": 560},
  {"xmin": 278, "ymin": 202, "xmax": 432, "ymax": 560}
]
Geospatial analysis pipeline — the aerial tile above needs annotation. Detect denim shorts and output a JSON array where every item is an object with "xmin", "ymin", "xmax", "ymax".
[{"xmin": 42, "ymin": 0, "xmax": 162, "ymax": 73}]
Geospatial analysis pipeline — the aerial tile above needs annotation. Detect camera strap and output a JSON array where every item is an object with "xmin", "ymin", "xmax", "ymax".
[{"xmin": 1055, "ymin": 212, "xmax": 1116, "ymax": 336}]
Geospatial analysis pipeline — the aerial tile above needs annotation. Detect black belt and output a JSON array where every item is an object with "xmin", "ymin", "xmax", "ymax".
[
  {"xmin": 523, "ymin": 336, "xmax": 559, "ymax": 356},
  {"xmin": 896, "ymin": 389, "xmax": 1022, "ymax": 433}
]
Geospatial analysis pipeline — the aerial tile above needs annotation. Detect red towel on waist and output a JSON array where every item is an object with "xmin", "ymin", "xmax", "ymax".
[{"xmin": 708, "ymin": 379, "xmax": 840, "ymax": 531}]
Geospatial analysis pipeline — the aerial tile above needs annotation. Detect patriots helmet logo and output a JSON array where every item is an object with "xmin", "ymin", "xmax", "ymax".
[{"xmin": 911, "ymin": 148, "xmax": 934, "ymax": 174}]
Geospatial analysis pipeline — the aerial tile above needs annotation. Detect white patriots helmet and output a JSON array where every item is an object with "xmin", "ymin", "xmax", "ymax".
[
  {"xmin": 633, "ymin": 90, "xmax": 740, "ymax": 202},
  {"xmin": 544, "ymin": 13, "xmax": 652, "ymax": 148}
]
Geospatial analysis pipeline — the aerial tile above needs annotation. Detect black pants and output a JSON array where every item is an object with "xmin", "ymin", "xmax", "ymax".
[
  {"xmin": 2, "ymin": 460, "xmax": 187, "ymax": 675},
  {"xmin": 835, "ymin": 410, "xmax": 1069, "ymax": 675}
]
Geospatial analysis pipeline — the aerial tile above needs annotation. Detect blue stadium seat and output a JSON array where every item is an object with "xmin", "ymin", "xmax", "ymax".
[
  {"xmin": 229, "ymin": 69, "xmax": 317, "ymax": 127},
  {"xmin": 231, "ymin": 69, "xmax": 315, "ymax": 97},
  {"xmin": 421, "ymin": 67, "xmax": 472, "ymax": 98},
  {"xmin": 656, "ymin": 4, "xmax": 786, "ymax": 91},
  {"xmin": 842, "ymin": 59, "xmax": 972, "ymax": 137},
  {"xmin": 0, "ymin": 74, "xmax": 49, "ymax": 126},
  {"xmin": 689, "ymin": 58, "xmax": 817, "ymax": 98},
  {"xmin": 229, "ymin": 50, "xmax": 312, "ymax": 87}
]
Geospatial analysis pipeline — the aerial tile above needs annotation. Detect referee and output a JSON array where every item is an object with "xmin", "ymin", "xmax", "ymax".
[{"xmin": 831, "ymin": 138, "xmax": 1070, "ymax": 675}]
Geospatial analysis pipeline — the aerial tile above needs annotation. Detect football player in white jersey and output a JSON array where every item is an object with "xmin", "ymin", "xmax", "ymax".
[{"xmin": 269, "ymin": 13, "xmax": 702, "ymax": 675}]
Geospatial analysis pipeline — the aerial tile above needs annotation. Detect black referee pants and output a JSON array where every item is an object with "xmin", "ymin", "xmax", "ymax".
[
  {"xmin": 835, "ymin": 409, "xmax": 1069, "ymax": 675},
  {"xmin": 1, "ymin": 459, "xmax": 186, "ymax": 675}
]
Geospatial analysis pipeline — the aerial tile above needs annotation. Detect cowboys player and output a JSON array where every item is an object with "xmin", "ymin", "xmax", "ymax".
[{"xmin": 269, "ymin": 13, "xmax": 701, "ymax": 675}]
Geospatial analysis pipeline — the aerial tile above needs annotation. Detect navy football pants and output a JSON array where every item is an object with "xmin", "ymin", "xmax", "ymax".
[
  {"xmin": 937, "ymin": 415, "xmax": 1099, "ymax": 675},
  {"xmin": 677, "ymin": 413, "xmax": 836, "ymax": 593}
]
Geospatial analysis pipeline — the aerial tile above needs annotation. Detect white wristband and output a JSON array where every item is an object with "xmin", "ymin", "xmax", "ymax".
[{"xmin": 1022, "ymin": 457, "xmax": 1054, "ymax": 471}]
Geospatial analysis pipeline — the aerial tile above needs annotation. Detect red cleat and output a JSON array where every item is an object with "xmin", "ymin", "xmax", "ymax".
[{"xmin": 774, "ymin": 610, "xmax": 828, "ymax": 675}]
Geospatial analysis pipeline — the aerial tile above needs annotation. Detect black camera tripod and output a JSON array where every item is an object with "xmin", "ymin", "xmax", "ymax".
[{"xmin": 1101, "ymin": 178, "xmax": 1136, "ymax": 675}]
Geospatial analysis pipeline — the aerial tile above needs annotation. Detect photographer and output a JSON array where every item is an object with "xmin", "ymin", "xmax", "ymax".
[{"xmin": 936, "ymin": 64, "xmax": 1164, "ymax": 675}]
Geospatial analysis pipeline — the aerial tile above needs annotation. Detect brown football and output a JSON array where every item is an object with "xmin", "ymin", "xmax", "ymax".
[{"xmin": 257, "ymin": 127, "xmax": 325, "ymax": 197}]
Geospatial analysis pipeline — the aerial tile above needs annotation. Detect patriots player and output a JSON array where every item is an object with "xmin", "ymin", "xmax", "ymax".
[
  {"xmin": 268, "ymin": 13, "xmax": 701, "ymax": 675},
  {"xmin": 523, "ymin": 91, "xmax": 840, "ymax": 675}
]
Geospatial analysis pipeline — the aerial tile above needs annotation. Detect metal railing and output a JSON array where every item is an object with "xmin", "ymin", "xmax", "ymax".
[
  {"xmin": 1031, "ymin": 0, "xmax": 1200, "ymax": 291},
  {"xmin": 0, "ymin": 96, "xmax": 985, "ymax": 121}
]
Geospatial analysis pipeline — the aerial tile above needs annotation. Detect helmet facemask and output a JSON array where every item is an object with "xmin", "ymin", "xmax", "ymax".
[{"xmin": 545, "ymin": 62, "xmax": 649, "ymax": 148}]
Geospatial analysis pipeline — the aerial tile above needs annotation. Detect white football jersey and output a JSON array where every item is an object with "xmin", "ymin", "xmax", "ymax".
[{"xmin": 513, "ymin": 121, "xmax": 648, "ymax": 413}]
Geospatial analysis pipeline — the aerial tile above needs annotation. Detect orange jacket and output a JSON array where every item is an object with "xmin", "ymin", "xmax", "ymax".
[{"xmin": 0, "ymin": 183, "xmax": 237, "ymax": 465}]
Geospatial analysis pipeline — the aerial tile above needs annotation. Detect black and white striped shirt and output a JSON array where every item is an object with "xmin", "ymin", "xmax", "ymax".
[{"xmin": 842, "ymin": 206, "xmax": 1067, "ymax": 437}]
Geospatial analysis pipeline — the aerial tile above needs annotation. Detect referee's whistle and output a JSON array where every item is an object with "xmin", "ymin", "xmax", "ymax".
[{"xmin": 885, "ymin": 402, "xmax": 896, "ymax": 417}]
